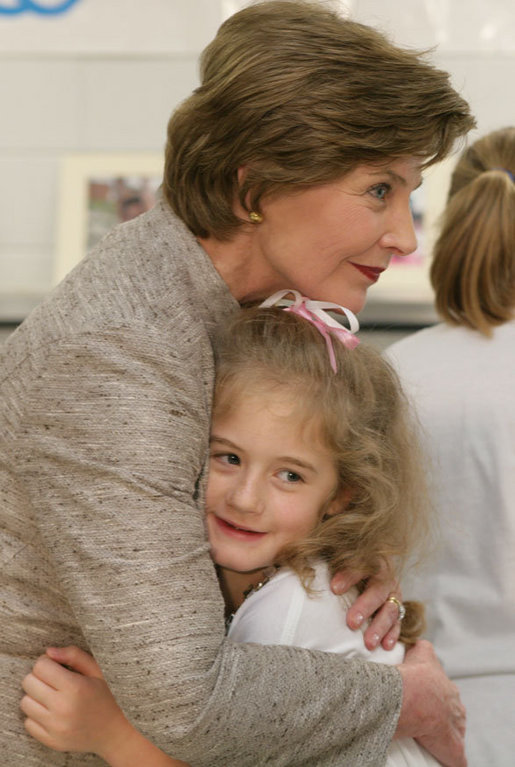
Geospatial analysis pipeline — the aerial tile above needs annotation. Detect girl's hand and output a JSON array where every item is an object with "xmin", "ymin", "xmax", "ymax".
[
  {"xmin": 21, "ymin": 646, "xmax": 132, "ymax": 760},
  {"xmin": 21, "ymin": 647, "xmax": 190, "ymax": 767},
  {"xmin": 331, "ymin": 563, "xmax": 402, "ymax": 651}
]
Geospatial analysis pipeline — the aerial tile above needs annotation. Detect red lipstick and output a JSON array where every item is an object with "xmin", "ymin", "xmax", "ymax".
[{"xmin": 350, "ymin": 263, "xmax": 385, "ymax": 283}]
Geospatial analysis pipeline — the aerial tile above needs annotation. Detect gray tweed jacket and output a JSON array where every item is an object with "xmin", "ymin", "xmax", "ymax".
[{"xmin": 0, "ymin": 200, "xmax": 402, "ymax": 766}]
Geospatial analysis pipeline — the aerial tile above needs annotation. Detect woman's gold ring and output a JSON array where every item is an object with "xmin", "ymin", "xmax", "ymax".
[{"xmin": 386, "ymin": 595, "xmax": 406, "ymax": 622}]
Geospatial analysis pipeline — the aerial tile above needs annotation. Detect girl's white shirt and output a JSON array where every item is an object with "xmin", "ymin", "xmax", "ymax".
[{"xmin": 228, "ymin": 563, "xmax": 440, "ymax": 766}]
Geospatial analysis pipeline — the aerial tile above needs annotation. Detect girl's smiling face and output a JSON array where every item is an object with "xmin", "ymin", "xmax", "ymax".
[{"xmin": 205, "ymin": 391, "xmax": 341, "ymax": 581}]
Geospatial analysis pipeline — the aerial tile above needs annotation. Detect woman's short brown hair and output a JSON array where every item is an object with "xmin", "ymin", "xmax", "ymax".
[
  {"xmin": 430, "ymin": 127, "xmax": 515, "ymax": 334},
  {"xmin": 164, "ymin": 0, "xmax": 474, "ymax": 239}
]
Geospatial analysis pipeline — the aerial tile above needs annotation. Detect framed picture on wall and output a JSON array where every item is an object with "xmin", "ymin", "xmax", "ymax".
[{"xmin": 54, "ymin": 153, "xmax": 164, "ymax": 284}]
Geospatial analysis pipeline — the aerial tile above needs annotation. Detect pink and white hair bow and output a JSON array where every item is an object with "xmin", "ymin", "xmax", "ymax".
[{"xmin": 260, "ymin": 289, "xmax": 360, "ymax": 373}]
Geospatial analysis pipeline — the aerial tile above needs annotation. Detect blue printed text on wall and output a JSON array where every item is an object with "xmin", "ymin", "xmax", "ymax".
[{"xmin": 0, "ymin": 0, "xmax": 81, "ymax": 16}]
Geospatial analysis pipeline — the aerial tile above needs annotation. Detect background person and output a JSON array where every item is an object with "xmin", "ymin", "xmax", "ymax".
[
  {"xmin": 23, "ymin": 301, "xmax": 441, "ymax": 767},
  {"xmin": 386, "ymin": 126, "xmax": 515, "ymax": 766},
  {"xmin": 0, "ymin": 2, "xmax": 473, "ymax": 765}
]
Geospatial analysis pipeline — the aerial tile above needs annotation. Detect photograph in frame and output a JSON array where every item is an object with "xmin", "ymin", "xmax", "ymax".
[{"xmin": 54, "ymin": 153, "xmax": 163, "ymax": 284}]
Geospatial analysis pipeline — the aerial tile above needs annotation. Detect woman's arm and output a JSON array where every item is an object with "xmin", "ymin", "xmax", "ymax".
[
  {"xmin": 230, "ymin": 566, "xmax": 466, "ymax": 767},
  {"xmin": 396, "ymin": 641, "xmax": 466, "ymax": 767},
  {"xmin": 17, "ymin": 330, "xmax": 403, "ymax": 767},
  {"xmin": 15, "ymin": 326, "xmax": 460, "ymax": 766},
  {"xmin": 21, "ymin": 647, "xmax": 190, "ymax": 767}
]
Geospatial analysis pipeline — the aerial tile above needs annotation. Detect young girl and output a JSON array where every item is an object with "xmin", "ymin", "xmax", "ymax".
[
  {"xmin": 387, "ymin": 127, "xmax": 515, "ymax": 766},
  {"xmin": 21, "ymin": 292, "xmax": 439, "ymax": 766}
]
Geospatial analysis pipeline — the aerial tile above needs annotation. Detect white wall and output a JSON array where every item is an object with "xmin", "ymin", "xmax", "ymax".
[
  {"xmin": 0, "ymin": 0, "xmax": 513, "ymax": 321},
  {"xmin": 0, "ymin": 0, "xmax": 222, "ymax": 318},
  {"xmin": 348, "ymin": 0, "xmax": 515, "ymax": 139}
]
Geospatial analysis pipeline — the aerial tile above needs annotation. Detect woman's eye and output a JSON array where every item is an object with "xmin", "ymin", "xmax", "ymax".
[
  {"xmin": 278, "ymin": 469, "xmax": 303, "ymax": 483},
  {"xmin": 370, "ymin": 183, "xmax": 391, "ymax": 201}
]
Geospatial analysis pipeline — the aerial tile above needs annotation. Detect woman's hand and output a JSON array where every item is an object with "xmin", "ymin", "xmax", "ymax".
[
  {"xmin": 396, "ymin": 640, "xmax": 466, "ymax": 766},
  {"xmin": 331, "ymin": 562, "xmax": 402, "ymax": 650},
  {"xmin": 21, "ymin": 646, "xmax": 133, "ymax": 760}
]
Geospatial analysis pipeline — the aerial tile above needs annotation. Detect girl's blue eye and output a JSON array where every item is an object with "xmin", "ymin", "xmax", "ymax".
[
  {"xmin": 371, "ymin": 183, "xmax": 391, "ymax": 201},
  {"xmin": 214, "ymin": 452, "xmax": 240, "ymax": 465}
]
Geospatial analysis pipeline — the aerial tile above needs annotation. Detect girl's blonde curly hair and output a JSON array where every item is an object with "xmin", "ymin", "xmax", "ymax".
[{"xmin": 213, "ymin": 306, "xmax": 431, "ymax": 643}]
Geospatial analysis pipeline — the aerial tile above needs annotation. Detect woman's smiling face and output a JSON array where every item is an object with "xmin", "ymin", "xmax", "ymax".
[{"xmin": 240, "ymin": 156, "xmax": 423, "ymax": 311}]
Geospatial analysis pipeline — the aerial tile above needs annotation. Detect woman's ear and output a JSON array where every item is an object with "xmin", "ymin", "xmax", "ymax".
[
  {"xmin": 237, "ymin": 166, "xmax": 247, "ymax": 186},
  {"xmin": 234, "ymin": 166, "xmax": 253, "ymax": 218},
  {"xmin": 325, "ymin": 486, "xmax": 353, "ymax": 518}
]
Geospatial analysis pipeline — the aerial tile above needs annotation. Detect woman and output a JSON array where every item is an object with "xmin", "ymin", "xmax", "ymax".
[
  {"xmin": 0, "ymin": 2, "xmax": 473, "ymax": 766},
  {"xmin": 387, "ymin": 127, "xmax": 515, "ymax": 766}
]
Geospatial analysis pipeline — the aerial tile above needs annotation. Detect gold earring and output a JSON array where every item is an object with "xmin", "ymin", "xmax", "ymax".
[{"xmin": 249, "ymin": 211, "xmax": 263, "ymax": 224}]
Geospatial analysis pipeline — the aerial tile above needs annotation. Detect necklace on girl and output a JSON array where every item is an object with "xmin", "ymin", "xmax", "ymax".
[{"xmin": 225, "ymin": 566, "xmax": 280, "ymax": 633}]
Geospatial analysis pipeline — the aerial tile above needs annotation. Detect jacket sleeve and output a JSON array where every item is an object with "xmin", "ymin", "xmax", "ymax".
[{"xmin": 15, "ymin": 326, "xmax": 402, "ymax": 767}]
